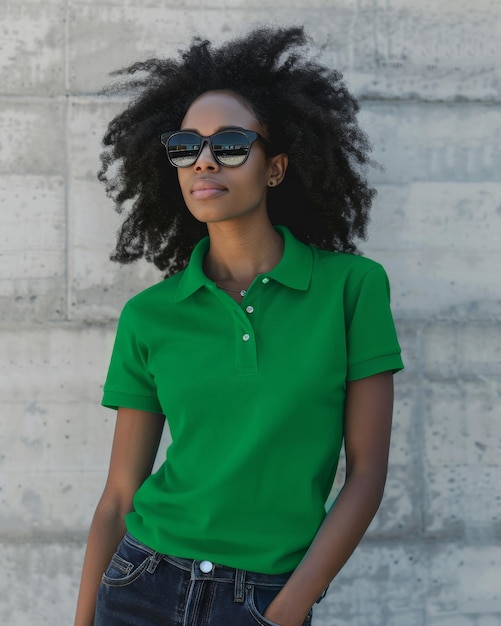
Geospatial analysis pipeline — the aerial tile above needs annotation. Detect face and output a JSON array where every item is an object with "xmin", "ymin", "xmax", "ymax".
[{"xmin": 175, "ymin": 90, "xmax": 286, "ymax": 226}]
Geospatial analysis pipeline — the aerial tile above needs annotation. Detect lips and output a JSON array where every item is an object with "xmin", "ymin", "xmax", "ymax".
[{"xmin": 191, "ymin": 179, "xmax": 227, "ymax": 200}]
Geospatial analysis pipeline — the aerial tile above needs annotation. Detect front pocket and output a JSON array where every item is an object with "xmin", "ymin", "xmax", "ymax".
[
  {"xmin": 101, "ymin": 553, "xmax": 150, "ymax": 587},
  {"xmin": 112, "ymin": 552, "xmax": 135, "ymax": 575},
  {"xmin": 247, "ymin": 584, "xmax": 313, "ymax": 626},
  {"xmin": 101, "ymin": 536, "xmax": 153, "ymax": 588},
  {"xmin": 247, "ymin": 585, "xmax": 282, "ymax": 626}
]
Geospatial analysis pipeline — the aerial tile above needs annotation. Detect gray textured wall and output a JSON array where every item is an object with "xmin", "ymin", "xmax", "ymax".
[{"xmin": 1, "ymin": 1, "xmax": 500, "ymax": 624}]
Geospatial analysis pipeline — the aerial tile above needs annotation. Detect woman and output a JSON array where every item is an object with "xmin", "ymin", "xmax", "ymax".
[{"xmin": 75, "ymin": 26, "xmax": 403, "ymax": 626}]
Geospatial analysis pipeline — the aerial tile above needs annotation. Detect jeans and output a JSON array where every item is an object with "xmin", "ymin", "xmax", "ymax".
[{"xmin": 94, "ymin": 532, "xmax": 314, "ymax": 626}]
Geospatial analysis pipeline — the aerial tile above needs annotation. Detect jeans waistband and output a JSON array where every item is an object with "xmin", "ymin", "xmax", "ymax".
[{"xmin": 124, "ymin": 531, "xmax": 292, "ymax": 588}]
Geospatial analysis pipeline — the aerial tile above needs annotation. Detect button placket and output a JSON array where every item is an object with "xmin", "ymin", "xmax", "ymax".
[
  {"xmin": 233, "ymin": 303, "xmax": 257, "ymax": 374},
  {"xmin": 233, "ymin": 278, "xmax": 267, "ymax": 375}
]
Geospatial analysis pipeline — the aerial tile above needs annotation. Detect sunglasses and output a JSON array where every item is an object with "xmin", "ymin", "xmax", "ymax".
[{"xmin": 160, "ymin": 128, "xmax": 270, "ymax": 168}]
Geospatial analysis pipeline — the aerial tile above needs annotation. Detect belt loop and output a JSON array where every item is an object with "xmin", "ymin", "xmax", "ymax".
[
  {"xmin": 234, "ymin": 569, "xmax": 246, "ymax": 603},
  {"xmin": 146, "ymin": 552, "xmax": 163, "ymax": 574}
]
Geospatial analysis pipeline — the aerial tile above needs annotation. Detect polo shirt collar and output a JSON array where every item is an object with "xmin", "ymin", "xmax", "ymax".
[
  {"xmin": 174, "ymin": 225, "xmax": 313, "ymax": 302},
  {"xmin": 268, "ymin": 225, "xmax": 313, "ymax": 291}
]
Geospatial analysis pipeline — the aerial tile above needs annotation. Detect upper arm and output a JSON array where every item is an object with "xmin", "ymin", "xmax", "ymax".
[
  {"xmin": 343, "ymin": 372, "xmax": 394, "ymax": 485},
  {"xmin": 101, "ymin": 407, "xmax": 165, "ymax": 513}
]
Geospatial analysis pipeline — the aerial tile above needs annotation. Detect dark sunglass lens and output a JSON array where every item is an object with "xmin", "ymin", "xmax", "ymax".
[
  {"xmin": 167, "ymin": 133, "xmax": 202, "ymax": 167},
  {"xmin": 212, "ymin": 132, "xmax": 250, "ymax": 166}
]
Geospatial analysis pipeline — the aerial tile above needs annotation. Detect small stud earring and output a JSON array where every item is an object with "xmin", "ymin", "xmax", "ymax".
[{"xmin": 268, "ymin": 180, "xmax": 274, "ymax": 187}]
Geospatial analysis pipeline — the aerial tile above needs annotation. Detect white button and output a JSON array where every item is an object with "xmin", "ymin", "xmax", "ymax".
[
  {"xmin": 262, "ymin": 277, "xmax": 270, "ymax": 284},
  {"xmin": 242, "ymin": 333, "xmax": 250, "ymax": 342},
  {"xmin": 199, "ymin": 560, "xmax": 213, "ymax": 573},
  {"xmin": 245, "ymin": 306, "xmax": 254, "ymax": 314}
]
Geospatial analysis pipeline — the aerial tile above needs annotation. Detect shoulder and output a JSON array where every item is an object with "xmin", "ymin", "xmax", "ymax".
[
  {"xmin": 312, "ymin": 247, "xmax": 389, "ymax": 285},
  {"xmin": 119, "ymin": 271, "xmax": 185, "ymax": 320}
]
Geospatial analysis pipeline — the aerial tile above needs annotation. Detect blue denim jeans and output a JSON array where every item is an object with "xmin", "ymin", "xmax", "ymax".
[{"xmin": 94, "ymin": 532, "xmax": 314, "ymax": 626}]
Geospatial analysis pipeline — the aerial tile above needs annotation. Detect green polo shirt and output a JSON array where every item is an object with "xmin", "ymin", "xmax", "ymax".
[{"xmin": 102, "ymin": 226, "xmax": 403, "ymax": 574}]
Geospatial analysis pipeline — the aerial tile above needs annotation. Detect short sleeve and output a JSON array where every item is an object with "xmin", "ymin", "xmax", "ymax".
[
  {"xmin": 345, "ymin": 264, "xmax": 404, "ymax": 381},
  {"xmin": 101, "ymin": 303, "xmax": 163, "ymax": 413}
]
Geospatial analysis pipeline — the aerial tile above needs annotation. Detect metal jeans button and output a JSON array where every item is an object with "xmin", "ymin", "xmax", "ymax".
[{"xmin": 199, "ymin": 560, "xmax": 213, "ymax": 573}]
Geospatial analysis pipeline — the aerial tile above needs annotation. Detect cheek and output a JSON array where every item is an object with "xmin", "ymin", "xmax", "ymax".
[
  {"xmin": 177, "ymin": 169, "xmax": 184, "ymax": 188},
  {"xmin": 177, "ymin": 171, "xmax": 191, "ymax": 201},
  {"xmin": 249, "ymin": 169, "xmax": 270, "ymax": 194},
  {"xmin": 238, "ymin": 159, "xmax": 270, "ymax": 190}
]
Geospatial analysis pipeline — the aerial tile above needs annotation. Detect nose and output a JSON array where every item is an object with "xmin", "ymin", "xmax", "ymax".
[{"xmin": 194, "ymin": 140, "xmax": 219, "ymax": 171}]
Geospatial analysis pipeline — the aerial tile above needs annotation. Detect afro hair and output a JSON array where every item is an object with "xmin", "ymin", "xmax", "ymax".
[{"xmin": 98, "ymin": 26, "xmax": 376, "ymax": 274}]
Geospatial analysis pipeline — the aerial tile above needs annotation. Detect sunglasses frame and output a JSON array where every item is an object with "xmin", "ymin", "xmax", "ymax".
[{"xmin": 160, "ymin": 127, "xmax": 270, "ymax": 168}]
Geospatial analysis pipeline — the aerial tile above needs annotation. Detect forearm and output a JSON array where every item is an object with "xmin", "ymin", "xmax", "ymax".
[
  {"xmin": 265, "ymin": 470, "xmax": 387, "ymax": 625},
  {"xmin": 74, "ymin": 409, "xmax": 164, "ymax": 625},
  {"xmin": 74, "ymin": 500, "xmax": 128, "ymax": 626}
]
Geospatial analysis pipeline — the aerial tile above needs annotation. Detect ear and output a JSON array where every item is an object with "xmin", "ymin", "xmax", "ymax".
[{"xmin": 267, "ymin": 153, "xmax": 288, "ymax": 188}]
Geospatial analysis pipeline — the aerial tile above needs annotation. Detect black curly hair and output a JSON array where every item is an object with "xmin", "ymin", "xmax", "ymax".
[{"xmin": 98, "ymin": 26, "xmax": 376, "ymax": 275}]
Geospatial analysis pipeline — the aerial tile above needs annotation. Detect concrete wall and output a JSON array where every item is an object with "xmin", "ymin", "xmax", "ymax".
[{"xmin": 1, "ymin": 1, "xmax": 500, "ymax": 624}]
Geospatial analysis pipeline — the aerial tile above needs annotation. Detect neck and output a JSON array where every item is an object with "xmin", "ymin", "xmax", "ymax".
[{"xmin": 204, "ymin": 219, "xmax": 283, "ymax": 285}]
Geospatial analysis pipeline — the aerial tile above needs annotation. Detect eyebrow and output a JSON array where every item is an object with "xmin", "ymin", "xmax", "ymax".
[{"xmin": 178, "ymin": 126, "xmax": 248, "ymax": 134}]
